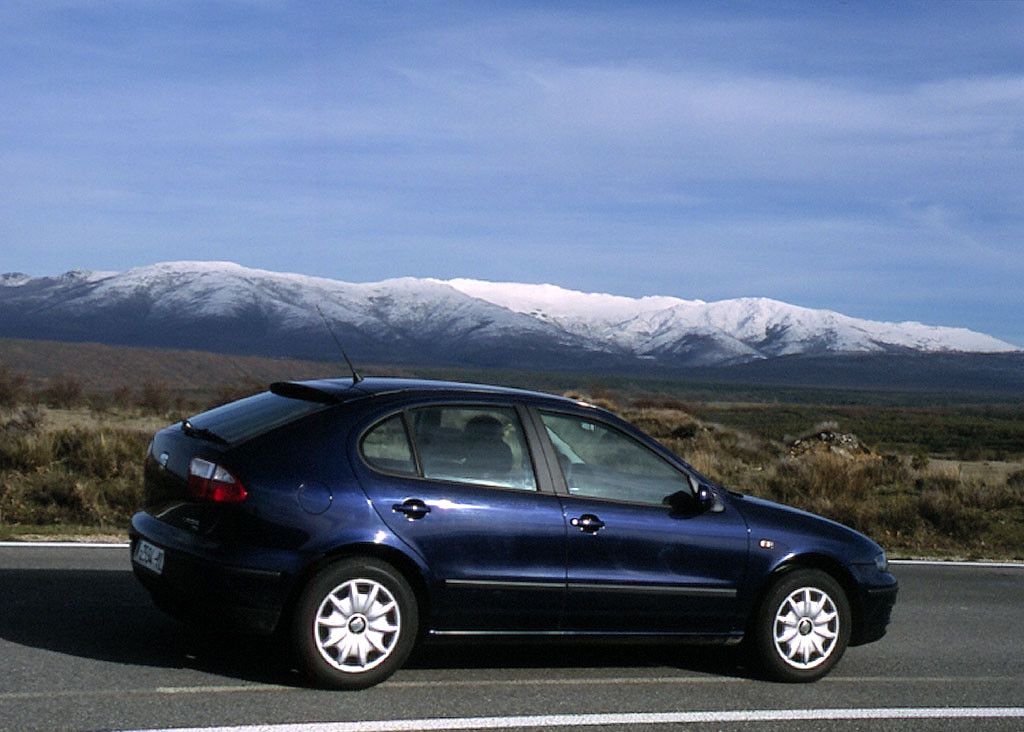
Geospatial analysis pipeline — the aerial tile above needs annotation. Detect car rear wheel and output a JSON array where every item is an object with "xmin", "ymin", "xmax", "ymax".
[
  {"xmin": 750, "ymin": 569, "xmax": 850, "ymax": 682},
  {"xmin": 292, "ymin": 558, "xmax": 418, "ymax": 689}
]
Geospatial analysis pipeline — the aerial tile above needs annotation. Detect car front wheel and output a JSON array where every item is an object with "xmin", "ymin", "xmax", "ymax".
[
  {"xmin": 750, "ymin": 569, "xmax": 851, "ymax": 682},
  {"xmin": 292, "ymin": 558, "xmax": 418, "ymax": 689}
]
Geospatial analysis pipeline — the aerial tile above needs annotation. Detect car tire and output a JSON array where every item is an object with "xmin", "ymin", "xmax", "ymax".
[
  {"xmin": 750, "ymin": 569, "xmax": 851, "ymax": 682},
  {"xmin": 292, "ymin": 558, "xmax": 418, "ymax": 689}
]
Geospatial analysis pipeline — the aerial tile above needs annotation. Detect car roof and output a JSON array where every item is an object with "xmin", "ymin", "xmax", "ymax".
[{"xmin": 270, "ymin": 376, "xmax": 594, "ymax": 410}]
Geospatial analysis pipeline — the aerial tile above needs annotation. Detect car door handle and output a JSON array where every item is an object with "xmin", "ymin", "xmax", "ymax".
[
  {"xmin": 393, "ymin": 499, "xmax": 431, "ymax": 520},
  {"xmin": 570, "ymin": 514, "xmax": 605, "ymax": 533}
]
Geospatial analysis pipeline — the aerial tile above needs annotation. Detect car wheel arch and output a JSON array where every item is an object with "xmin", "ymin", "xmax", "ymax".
[
  {"xmin": 289, "ymin": 554, "xmax": 420, "ymax": 689},
  {"xmin": 283, "ymin": 543, "xmax": 433, "ymax": 636},
  {"xmin": 745, "ymin": 564, "xmax": 853, "ymax": 681},
  {"xmin": 747, "ymin": 554, "xmax": 860, "ymax": 638}
]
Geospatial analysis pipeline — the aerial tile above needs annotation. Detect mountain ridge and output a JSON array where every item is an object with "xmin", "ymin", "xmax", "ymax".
[{"xmin": 0, "ymin": 261, "xmax": 1017, "ymax": 372}]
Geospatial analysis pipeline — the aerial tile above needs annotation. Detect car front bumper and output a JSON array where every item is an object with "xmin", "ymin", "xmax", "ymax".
[{"xmin": 851, "ymin": 578, "xmax": 898, "ymax": 646}]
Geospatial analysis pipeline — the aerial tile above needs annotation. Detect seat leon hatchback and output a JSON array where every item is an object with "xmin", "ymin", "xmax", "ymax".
[{"xmin": 130, "ymin": 377, "xmax": 897, "ymax": 688}]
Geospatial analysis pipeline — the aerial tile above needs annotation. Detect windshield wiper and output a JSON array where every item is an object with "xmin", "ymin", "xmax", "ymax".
[{"xmin": 181, "ymin": 419, "xmax": 228, "ymax": 445}]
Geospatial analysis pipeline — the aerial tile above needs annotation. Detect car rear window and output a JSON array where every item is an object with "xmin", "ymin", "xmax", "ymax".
[{"xmin": 186, "ymin": 392, "xmax": 329, "ymax": 445}]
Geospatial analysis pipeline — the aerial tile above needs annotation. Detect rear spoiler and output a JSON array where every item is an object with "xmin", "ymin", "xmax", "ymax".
[{"xmin": 269, "ymin": 381, "xmax": 345, "ymax": 404}]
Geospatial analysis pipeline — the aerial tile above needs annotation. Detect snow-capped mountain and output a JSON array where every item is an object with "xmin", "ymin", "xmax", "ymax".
[
  {"xmin": 0, "ymin": 262, "xmax": 1017, "ymax": 371},
  {"xmin": 441, "ymin": 278, "xmax": 1016, "ymax": 358}
]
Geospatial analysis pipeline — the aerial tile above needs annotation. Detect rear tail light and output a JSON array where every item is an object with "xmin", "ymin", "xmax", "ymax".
[{"xmin": 188, "ymin": 457, "xmax": 247, "ymax": 503}]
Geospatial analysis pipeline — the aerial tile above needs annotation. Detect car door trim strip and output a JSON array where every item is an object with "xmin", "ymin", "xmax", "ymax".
[
  {"xmin": 445, "ymin": 579, "xmax": 563, "ymax": 590},
  {"xmin": 568, "ymin": 582, "xmax": 737, "ymax": 598},
  {"xmin": 445, "ymin": 578, "xmax": 736, "ymax": 598}
]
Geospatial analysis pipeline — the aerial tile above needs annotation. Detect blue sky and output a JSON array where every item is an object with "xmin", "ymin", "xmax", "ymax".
[{"xmin": 3, "ymin": 1, "xmax": 1023, "ymax": 345}]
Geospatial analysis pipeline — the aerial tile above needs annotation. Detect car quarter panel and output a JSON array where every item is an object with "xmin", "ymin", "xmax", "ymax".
[{"xmin": 132, "ymin": 403, "xmax": 407, "ymax": 632}]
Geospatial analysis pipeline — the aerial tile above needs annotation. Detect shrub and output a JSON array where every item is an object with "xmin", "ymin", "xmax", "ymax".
[
  {"xmin": 955, "ymin": 444, "xmax": 986, "ymax": 461},
  {"xmin": 861, "ymin": 454, "xmax": 911, "ymax": 487},
  {"xmin": 0, "ymin": 408, "xmax": 49, "ymax": 471},
  {"xmin": 875, "ymin": 495, "xmax": 925, "ymax": 540},
  {"xmin": 755, "ymin": 455, "xmax": 872, "ymax": 534},
  {"xmin": 1, "ymin": 406, "xmax": 43, "ymax": 433},
  {"xmin": 40, "ymin": 374, "xmax": 84, "ymax": 408},
  {"xmin": 111, "ymin": 385, "xmax": 135, "ymax": 410},
  {"xmin": 916, "ymin": 488, "xmax": 989, "ymax": 541},
  {"xmin": 765, "ymin": 454, "xmax": 873, "ymax": 503},
  {"xmin": 955, "ymin": 481, "xmax": 1019, "ymax": 511},
  {"xmin": 0, "ymin": 367, "xmax": 29, "ymax": 407},
  {"xmin": 49, "ymin": 428, "xmax": 146, "ymax": 480},
  {"xmin": 137, "ymin": 381, "xmax": 171, "ymax": 415},
  {"xmin": 212, "ymin": 378, "xmax": 265, "ymax": 408},
  {"xmin": 0, "ymin": 421, "xmax": 148, "ymax": 528}
]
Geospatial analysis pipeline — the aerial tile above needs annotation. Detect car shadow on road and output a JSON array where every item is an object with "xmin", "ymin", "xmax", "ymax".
[
  {"xmin": 0, "ymin": 568, "xmax": 754, "ymax": 688},
  {"xmin": 407, "ymin": 639, "xmax": 753, "ymax": 680},
  {"xmin": 0, "ymin": 568, "xmax": 299, "ymax": 687}
]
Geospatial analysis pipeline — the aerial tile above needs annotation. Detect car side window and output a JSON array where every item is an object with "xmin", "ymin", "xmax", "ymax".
[
  {"xmin": 410, "ymin": 406, "xmax": 537, "ymax": 491},
  {"xmin": 361, "ymin": 414, "xmax": 417, "ymax": 476},
  {"xmin": 539, "ymin": 411, "xmax": 691, "ymax": 505}
]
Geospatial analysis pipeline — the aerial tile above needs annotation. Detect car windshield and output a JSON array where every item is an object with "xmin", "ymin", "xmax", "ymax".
[{"xmin": 185, "ymin": 391, "xmax": 328, "ymax": 445}]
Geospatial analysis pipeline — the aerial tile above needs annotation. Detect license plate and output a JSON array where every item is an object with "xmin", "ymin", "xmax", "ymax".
[{"xmin": 133, "ymin": 539, "xmax": 165, "ymax": 575}]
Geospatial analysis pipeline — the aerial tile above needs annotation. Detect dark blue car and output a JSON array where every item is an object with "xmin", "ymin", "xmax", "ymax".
[{"xmin": 130, "ymin": 377, "xmax": 897, "ymax": 688}]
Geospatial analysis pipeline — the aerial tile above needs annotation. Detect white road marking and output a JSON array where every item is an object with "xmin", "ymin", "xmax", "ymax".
[
  {"xmin": 111, "ymin": 707, "xmax": 1024, "ymax": 732},
  {"xmin": 0, "ymin": 541, "xmax": 129, "ymax": 548},
  {"xmin": 889, "ymin": 559, "xmax": 1024, "ymax": 568},
  {"xmin": 2, "ymin": 675, "xmax": 1020, "ymax": 702}
]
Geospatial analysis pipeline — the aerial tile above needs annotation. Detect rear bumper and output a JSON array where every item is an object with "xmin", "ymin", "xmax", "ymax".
[{"xmin": 130, "ymin": 512, "xmax": 302, "ymax": 635}]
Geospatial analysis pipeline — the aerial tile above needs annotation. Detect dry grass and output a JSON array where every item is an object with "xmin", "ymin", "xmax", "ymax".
[
  {"xmin": 0, "ymin": 337, "xmax": 340, "ymax": 394},
  {"xmin": 1, "ymin": 372, "xmax": 1022, "ymax": 559},
  {"xmin": 926, "ymin": 459, "xmax": 1024, "ymax": 485},
  {"xmin": 0, "ymin": 406, "xmax": 151, "ymax": 535},
  {"xmin": 0, "ymin": 367, "xmax": 285, "ymax": 539}
]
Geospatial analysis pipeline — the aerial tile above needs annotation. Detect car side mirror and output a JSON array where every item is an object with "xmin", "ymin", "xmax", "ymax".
[
  {"xmin": 664, "ymin": 479, "xmax": 717, "ymax": 515},
  {"xmin": 695, "ymin": 483, "xmax": 718, "ymax": 512}
]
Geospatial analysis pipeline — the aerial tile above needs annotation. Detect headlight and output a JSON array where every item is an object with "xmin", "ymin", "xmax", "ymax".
[{"xmin": 874, "ymin": 551, "xmax": 889, "ymax": 572}]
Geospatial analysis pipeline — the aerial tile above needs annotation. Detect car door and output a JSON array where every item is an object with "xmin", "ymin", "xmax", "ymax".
[
  {"xmin": 535, "ymin": 409, "xmax": 749, "ymax": 634},
  {"xmin": 353, "ymin": 402, "xmax": 568, "ymax": 632}
]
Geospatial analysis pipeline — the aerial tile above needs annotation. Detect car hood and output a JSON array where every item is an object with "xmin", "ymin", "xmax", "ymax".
[{"xmin": 727, "ymin": 492, "xmax": 883, "ymax": 562}]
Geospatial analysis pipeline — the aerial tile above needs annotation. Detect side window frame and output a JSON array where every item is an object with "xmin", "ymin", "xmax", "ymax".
[
  {"xmin": 358, "ymin": 401, "xmax": 548, "ymax": 493},
  {"xmin": 529, "ymin": 406, "xmax": 697, "ymax": 507}
]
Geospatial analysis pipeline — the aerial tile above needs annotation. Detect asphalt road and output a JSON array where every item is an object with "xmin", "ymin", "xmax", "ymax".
[{"xmin": 1, "ymin": 544, "xmax": 1022, "ymax": 732}]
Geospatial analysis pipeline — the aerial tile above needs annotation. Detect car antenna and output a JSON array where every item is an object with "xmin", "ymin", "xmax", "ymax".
[{"xmin": 316, "ymin": 304, "xmax": 363, "ymax": 384}]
